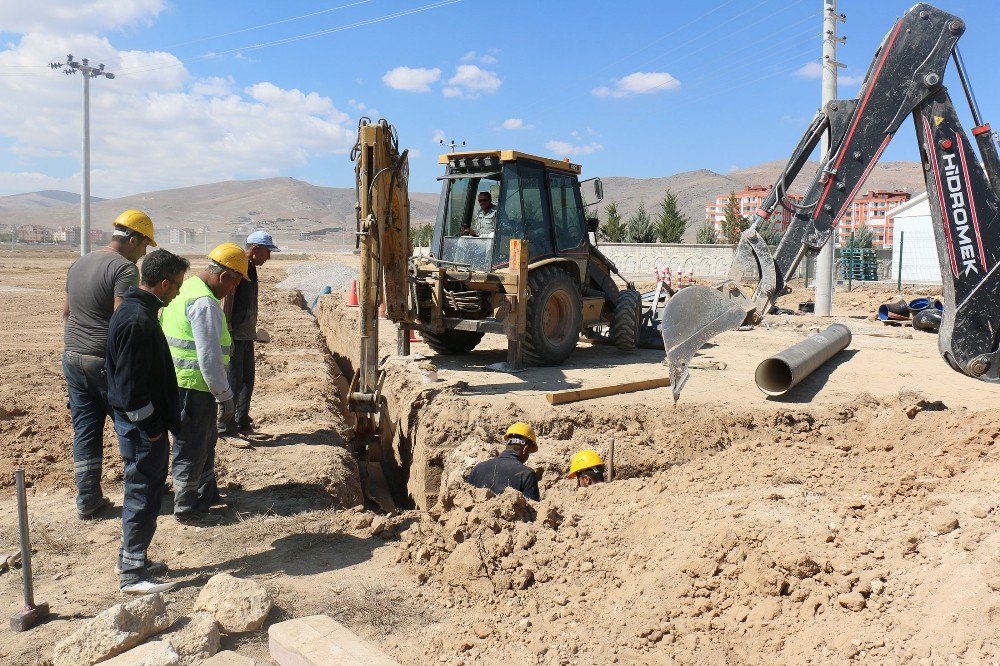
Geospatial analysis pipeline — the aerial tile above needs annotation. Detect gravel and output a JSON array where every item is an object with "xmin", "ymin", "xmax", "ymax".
[{"xmin": 277, "ymin": 260, "xmax": 359, "ymax": 309}]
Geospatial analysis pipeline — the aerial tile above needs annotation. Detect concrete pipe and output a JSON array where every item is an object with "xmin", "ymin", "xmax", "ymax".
[{"xmin": 755, "ymin": 323, "xmax": 852, "ymax": 396}]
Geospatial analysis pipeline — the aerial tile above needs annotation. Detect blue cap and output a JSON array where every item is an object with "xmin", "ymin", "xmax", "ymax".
[{"xmin": 246, "ymin": 230, "xmax": 280, "ymax": 251}]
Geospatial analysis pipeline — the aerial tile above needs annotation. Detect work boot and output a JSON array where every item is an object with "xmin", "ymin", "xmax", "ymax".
[
  {"xmin": 174, "ymin": 511, "xmax": 222, "ymax": 527},
  {"xmin": 121, "ymin": 578, "xmax": 176, "ymax": 595},
  {"xmin": 77, "ymin": 496, "xmax": 112, "ymax": 520}
]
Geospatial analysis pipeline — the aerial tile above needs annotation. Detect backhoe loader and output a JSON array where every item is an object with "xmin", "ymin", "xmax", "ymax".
[{"xmin": 662, "ymin": 2, "xmax": 1000, "ymax": 401}]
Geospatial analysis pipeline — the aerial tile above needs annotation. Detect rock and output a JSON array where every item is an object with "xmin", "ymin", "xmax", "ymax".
[
  {"xmin": 838, "ymin": 592, "xmax": 867, "ymax": 612},
  {"xmin": 930, "ymin": 513, "xmax": 959, "ymax": 535},
  {"xmin": 747, "ymin": 598, "xmax": 782, "ymax": 624},
  {"xmin": 54, "ymin": 593, "xmax": 171, "ymax": 666},
  {"xmin": 194, "ymin": 574, "xmax": 273, "ymax": 633},
  {"xmin": 99, "ymin": 641, "xmax": 180, "ymax": 666},
  {"xmin": 784, "ymin": 555, "xmax": 822, "ymax": 579},
  {"xmin": 268, "ymin": 615, "xmax": 400, "ymax": 665},
  {"xmin": 162, "ymin": 612, "xmax": 220, "ymax": 665},
  {"xmin": 201, "ymin": 651, "xmax": 257, "ymax": 665},
  {"xmin": 472, "ymin": 623, "xmax": 492, "ymax": 639},
  {"xmin": 442, "ymin": 540, "xmax": 492, "ymax": 595}
]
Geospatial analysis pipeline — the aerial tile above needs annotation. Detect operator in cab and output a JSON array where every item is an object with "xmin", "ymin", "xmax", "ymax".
[
  {"xmin": 467, "ymin": 422, "xmax": 540, "ymax": 501},
  {"xmin": 462, "ymin": 191, "xmax": 497, "ymax": 238}
]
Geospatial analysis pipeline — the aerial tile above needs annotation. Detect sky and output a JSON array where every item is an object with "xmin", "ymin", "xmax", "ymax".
[{"xmin": 0, "ymin": 0, "xmax": 998, "ymax": 198}]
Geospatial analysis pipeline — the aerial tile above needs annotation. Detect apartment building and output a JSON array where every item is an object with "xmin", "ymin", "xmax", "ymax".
[
  {"xmin": 837, "ymin": 189, "xmax": 910, "ymax": 247},
  {"xmin": 705, "ymin": 185, "xmax": 802, "ymax": 241}
]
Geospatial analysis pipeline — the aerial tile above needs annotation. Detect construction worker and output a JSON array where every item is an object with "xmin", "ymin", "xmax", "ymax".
[
  {"xmin": 218, "ymin": 230, "xmax": 280, "ymax": 438},
  {"xmin": 467, "ymin": 422, "xmax": 540, "ymax": 501},
  {"xmin": 462, "ymin": 191, "xmax": 497, "ymax": 238},
  {"xmin": 62, "ymin": 209, "xmax": 155, "ymax": 520},
  {"xmin": 161, "ymin": 243, "xmax": 248, "ymax": 525},
  {"xmin": 568, "ymin": 449, "xmax": 605, "ymax": 487},
  {"xmin": 106, "ymin": 249, "xmax": 190, "ymax": 594}
]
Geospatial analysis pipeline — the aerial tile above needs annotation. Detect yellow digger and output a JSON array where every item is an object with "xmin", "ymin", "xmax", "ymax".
[{"xmin": 348, "ymin": 118, "xmax": 642, "ymax": 424}]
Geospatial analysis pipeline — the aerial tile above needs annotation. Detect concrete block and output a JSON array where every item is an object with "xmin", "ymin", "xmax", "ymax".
[
  {"xmin": 268, "ymin": 615, "xmax": 401, "ymax": 666},
  {"xmin": 200, "ymin": 650, "xmax": 258, "ymax": 665},
  {"xmin": 99, "ymin": 641, "xmax": 180, "ymax": 666}
]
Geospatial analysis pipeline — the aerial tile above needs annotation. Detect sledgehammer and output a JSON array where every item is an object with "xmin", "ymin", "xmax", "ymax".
[{"xmin": 9, "ymin": 467, "xmax": 49, "ymax": 632}]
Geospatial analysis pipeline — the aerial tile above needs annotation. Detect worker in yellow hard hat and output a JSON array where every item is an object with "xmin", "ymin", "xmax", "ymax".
[
  {"xmin": 62, "ymin": 209, "xmax": 156, "ymax": 519},
  {"xmin": 161, "ymin": 243, "xmax": 248, "ymax": 525},
  {"xmin": 568, "ymin": 449, "xmax": 605, "ymax": 487},
  {"xmin": 467, "ymin": 422, "xmax": 540, "ymax": 501}
]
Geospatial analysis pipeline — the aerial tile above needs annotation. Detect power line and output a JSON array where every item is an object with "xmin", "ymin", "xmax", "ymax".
[
  {"xmin": 118, "ymin": 0, "xmax": 462, "ymax": 76},
  {"xmin": 159, "ymin": 0, "xmax": 377, "ymax": 51}
]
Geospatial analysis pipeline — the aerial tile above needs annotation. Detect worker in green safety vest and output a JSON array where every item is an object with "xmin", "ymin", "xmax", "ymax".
[{"xmin": 161, "ymin": 243, "xmax": 248, "ymax": 525}]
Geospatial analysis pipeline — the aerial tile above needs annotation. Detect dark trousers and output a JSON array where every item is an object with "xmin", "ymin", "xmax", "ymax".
[
  {"xmin": 171, "ymin": 388, "xmax": 220, "ymax": 513},
  {"xmin": 113, "ymin": 411, "xmax": 168, "ymax": 586},
  {"xmin": 219, "ymin": 340, "xmax": 255, "ymax": 434},
  {"xmin": 62, "ymin": 351, "xmax": 109, "ymax": 513}
]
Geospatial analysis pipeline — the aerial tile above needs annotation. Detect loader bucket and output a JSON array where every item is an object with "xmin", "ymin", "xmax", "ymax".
[{"xmin": 661, "ymin": 284, "xmax": 751, "ymax": 402}]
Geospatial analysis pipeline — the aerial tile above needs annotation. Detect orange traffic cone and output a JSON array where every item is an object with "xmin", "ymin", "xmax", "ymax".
[
  {"xmin": 665, "ymin": 267, "xmax": 672, "ymax": 289},
  {"xmin": 346, "ymin": 280, "xmax": 359, "ymax": 307}
]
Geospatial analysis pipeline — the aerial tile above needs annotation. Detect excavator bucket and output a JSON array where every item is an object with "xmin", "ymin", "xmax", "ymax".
[{"xmin": 660, "ymin": 284, "xmax": 752, "ymax": 402}]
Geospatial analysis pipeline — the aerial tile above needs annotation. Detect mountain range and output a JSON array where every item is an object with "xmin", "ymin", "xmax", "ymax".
[{"xmin": 0, "ymin": 160, "xmax": 926, "ymax": 243}]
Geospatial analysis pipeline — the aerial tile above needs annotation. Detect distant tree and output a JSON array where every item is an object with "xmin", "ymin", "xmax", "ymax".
[
  {"xmin": 626, "ymin": 202, "xmax": 657, "ymax": 243},
  {"xmin": 846, "ymin": 225, "xmax": 875, "ymax": 248},
  {"xmin": 757, "ymin": 218, "xmax": 784, "ymax": 246},
  {"xmin": 654, "ymin": 190, "xmax": 689, "ymax": 243},
  {"xmin": 411, "ymin": 224, "xmax": 434, "ymax": 248},
  {"xmin": 720, "ymin": 191, "xmax": 747, "ymax": 244},
  {"xmin": 696, "ymin": 221, "xmax": 717, "ymax": 244},
  {"xmin": 600, "ymin": 201, "xmax": 627, "ymax": 242}
]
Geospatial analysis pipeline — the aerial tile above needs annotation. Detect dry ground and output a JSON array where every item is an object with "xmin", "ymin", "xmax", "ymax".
[{"xmin": 1, "ymin": 249, "xmax": 998, "ymax": 664}]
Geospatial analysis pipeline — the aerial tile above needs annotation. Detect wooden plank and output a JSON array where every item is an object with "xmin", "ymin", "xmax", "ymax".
[{"xmin": 546, "ymin": 376, "xmax": 671, "ymax": 405}]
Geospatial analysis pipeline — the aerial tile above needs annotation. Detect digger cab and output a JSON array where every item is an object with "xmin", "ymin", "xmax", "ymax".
[{"xmin": 431, "ymin": 150, "xmax": 603, "ymax": 272}]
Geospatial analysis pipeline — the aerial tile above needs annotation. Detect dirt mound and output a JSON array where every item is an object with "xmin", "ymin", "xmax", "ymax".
[{"xmin": 388, "ymin": 393, "xmax": 1000, "ymax": 664}]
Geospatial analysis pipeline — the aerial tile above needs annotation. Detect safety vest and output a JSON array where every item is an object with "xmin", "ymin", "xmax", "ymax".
[{"xmin": 161, "ymin": 276, "xmax": 231, "ymax": 393}]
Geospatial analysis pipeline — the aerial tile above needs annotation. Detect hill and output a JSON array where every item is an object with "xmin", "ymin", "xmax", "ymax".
[{"xmin": 0, "ymin": 190, "xmax": 105, "ymax": 215}]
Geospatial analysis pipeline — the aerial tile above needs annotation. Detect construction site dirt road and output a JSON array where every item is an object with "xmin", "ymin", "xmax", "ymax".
[{"xmin": 1, "ymin": 250, "xmax": 998, "ymax": 664}]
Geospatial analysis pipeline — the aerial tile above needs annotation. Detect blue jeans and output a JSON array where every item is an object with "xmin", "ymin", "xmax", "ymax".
[
  {"xmin": 219, "ymin": 340, "xmax": 255, "ymax": 434},
  {"xmin": 113, "ymin": 412, "xmax": 168, "ymax": 586},
  {"xmin": 62, "ymin": 351, "xmax": 109, "ymax": 513},
  {"xmin": 172, "ymin": 388, "xmax": 220, "ymax": 513}
]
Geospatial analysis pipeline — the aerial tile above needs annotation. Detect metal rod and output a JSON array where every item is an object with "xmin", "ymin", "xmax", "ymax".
[
  {"xmin": 755, "ymin": 323, "xmax": 852, "ymax": 396},
  {"xmin": 81, "ymin": 71, "xmax": 90, "ymax": 256},
  {"xmin": 15, "ymin": 468, "xmax": 34, "ymax": 607},
  {"xmin": 952, "ymin": 47, "xmax": 984, "ymax": 127},
  {"xmin": 897, "ymin": 230, "xmax": 904, "ymax": 292}
]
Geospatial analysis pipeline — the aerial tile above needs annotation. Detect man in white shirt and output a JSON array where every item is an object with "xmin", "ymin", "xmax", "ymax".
[{"xmin": 463, "ymin": 191, "xmax": 497, "ymax": 238}]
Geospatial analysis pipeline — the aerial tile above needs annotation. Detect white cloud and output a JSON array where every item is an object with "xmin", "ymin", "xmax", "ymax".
[
  {"xmin": 545, "ymin": 140, "xmax": 603, "ymax": 157},
  {"xmin": 501, "ymin": 118, "xmax": 532, "ymax": 130},
  {"xmin": 432, "ymin": 129, "xmax": 446, "ymax": 143},
  {"xmin": 0, "ymin": 32, "xmax": 355, "ymax": 197},
  {"xmin": 460, "ymin": 50, "xmax": 498, "ymax": 65},
  {"xmin": 444, "ymin": 65, "xmax": 501, "ymax": 98},
  {"xmin": 381, "ymin": 66, "xmax": 441, "ymax": 93},
  {"xmin": 0, "ymin": 0, "xmax": 165, "ymax": 34},
  {"xmin": 794, "ymin": 61, "xmax": 823, "ymax": 78},
  {"xmin": 592, "ymin": 71, "xmax": 680, "ymax": 99},
  {"xmin": 409, "ymin": 148, "xmax": 422, "ymax": 159}
]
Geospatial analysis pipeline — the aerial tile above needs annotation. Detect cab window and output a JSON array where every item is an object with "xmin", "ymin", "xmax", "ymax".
[{"xmin": 549, "ymin": 172, "xmax": 585, "ymax": 251}]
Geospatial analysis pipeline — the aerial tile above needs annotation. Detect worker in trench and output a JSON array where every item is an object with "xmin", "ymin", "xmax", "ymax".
[
  {"xmin": 161, "ymin": 243, "xmax": 248, "ymax": 525},
  {"xmin": 62, "ymin": 210, "xmax": 156, "ymax": 520},
  {"xmin": 567, "ymin": 449, "xmax": 606, "ymax": 487},
  {"xmin": 105, "ymin": 249, "xmax": 190, "ymax": 594},
  {"xmin": 217, "ymin": 230, "xmax": 280, "ymax": 440},
  {"xmin": 467, "ymin": 422, "xmax": 540, "ymax": 501}
]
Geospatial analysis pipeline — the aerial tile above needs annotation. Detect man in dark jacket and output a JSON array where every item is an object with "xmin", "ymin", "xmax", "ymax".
[
  {"xmin": 106, "ymin": 249, "xmax": 189, "ymax": 594},
  {"xmin": 467, "ymin": 422, "xmax": 540, "ymax": 501}
]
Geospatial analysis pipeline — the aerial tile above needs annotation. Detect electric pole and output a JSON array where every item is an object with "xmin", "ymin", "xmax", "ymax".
[
  {"xmin": 814, "ymin": 0, "xmax": 846, "ymax": 316},
  {"xmin": 439, "ymin": 138, "xmax": 466, "ymax": 153},
  {"xmin": 49, "ymin": 55, "xmax": 115, "ymax": 256}
]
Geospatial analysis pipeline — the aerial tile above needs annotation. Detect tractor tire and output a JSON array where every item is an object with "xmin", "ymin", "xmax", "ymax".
[
  {"xmin": 421, "ymin": 329, "xmax": 485, "ymax": 355},
  {"xmin": 611, "ymin": 288, "xmax": 642, "ymax": 352},
  {"xmin": 524, "ymin": 267, "xmax": 583, "ymax": 366}
]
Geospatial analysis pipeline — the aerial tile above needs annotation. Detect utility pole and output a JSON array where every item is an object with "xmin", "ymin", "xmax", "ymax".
[
  {"xmin": 439, "ymin": 138, "xmax": 466, "ymax": 153},
  {"xmin": 814, "ymin": 0, "xmax": 846, "ymax": 316},
  {"xmin": 49, "ymin": 55, "xmax": 115, "ymax": 256}
]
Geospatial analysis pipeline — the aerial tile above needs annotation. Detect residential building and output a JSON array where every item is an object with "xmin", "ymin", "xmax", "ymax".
[
  {"xmin": 705, "ymin": 185, "xmax": 802, "ymax": 241},
  {"xmin": 16, "ymin": 225, "xmax": 52, "ymax": 243},
  {"xmin": 53, "ymin": 227, "xmax": 82, "ymax": 245},
  {"xmin": 169, "ymin": 227, "xmax": 196, "ymax": 245},
  {"xmin": 838, "ymin": 189, "xmax": 910, "ymax": 247}
]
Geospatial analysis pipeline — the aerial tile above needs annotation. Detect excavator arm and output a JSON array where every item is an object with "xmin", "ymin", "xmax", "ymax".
[{"xmin": 663, "ymin": 3, "xmax": 1000, "ymax": 401}]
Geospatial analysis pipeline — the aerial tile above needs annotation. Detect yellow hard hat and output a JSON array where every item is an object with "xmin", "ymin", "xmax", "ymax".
[
  {"xmin": 568, "ymin": 449, "xmax": 604, "ymax": 478},
  {"xmin": 208, "ymin": 242, "xmax": 250, "ymax": 281},
  {"xmin": 504, "ymin": 421, "xmax": 537, "ymax": 452},
  {"xmin": 113, "ymin": 209, "xmax": 157, "ymax": 246}
]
